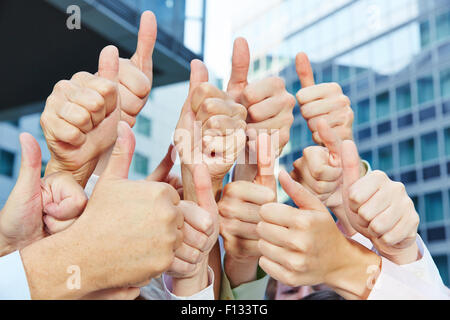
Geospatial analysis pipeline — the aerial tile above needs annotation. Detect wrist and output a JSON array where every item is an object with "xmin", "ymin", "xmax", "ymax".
[
  {"xmin": 377, "ymin": 239, "xmax": 420, "ymax": 265},
  {"xmin": 0, "ymin": 231, "xmax": 14, "ymax": 257},
  {"xmin": 325, "ymin": 237, "xmax": 381, "ymax": 300},
  {"xmin": 224, "ymin": 254, "xmax": 259, "ymax": 288},
  {"xmin": 20, "ymin": 227, "xmax": 96, "ymax": 299},
  {"xmin": 45, "ymin": 158, "xmax": 97, "ymax": 188},
  {"xmin": 171, "ymin": 260, "xmax": 210, "ymax": 297}
]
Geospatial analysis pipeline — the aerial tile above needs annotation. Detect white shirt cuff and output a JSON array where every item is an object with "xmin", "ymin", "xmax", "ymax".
[
  {"xmin": 140, "ymin": 267, "xmax": 215, "ymax": 300},
  {"xmin": 368, "ymin": 257, "xmax": 450, "ymax": 300},
  {"xmin": 162, "ymin": 267, "xmax": 215, "ymax": 300},
  {"xmin": 84, "ymin": 174, "xmax": 99, "ymax": 198},
  {"xmin": 0, "ymin": 251, "xmax": 31, "ymax": 300}
]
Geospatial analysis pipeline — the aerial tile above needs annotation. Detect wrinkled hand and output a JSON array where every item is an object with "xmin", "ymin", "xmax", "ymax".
[
  {"xmin": 0, "ymin": 133, "xmax": 86, "ymax": 257},
  {"xmin": 341, "ymin": 140, "xmax": 420, "ymax": 265},
  {"xmin": 68, "ymin": 121, "xmax": 184, "ymax": 290},
  {"xmin": 295, "ymin": 53, "xmax": 354, "ymax": 144}
]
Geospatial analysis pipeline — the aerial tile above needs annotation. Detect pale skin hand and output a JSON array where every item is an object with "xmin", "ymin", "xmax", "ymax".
[
  {"xmin": 228, "ymin": 38, "xmax": 296, "ymax": 182},
  {"xmin": 0, "ymin": 133, "xmax": 87, "ymax": 258},
  {"xmin": 219, "ymin": 133, "xmax": 277, "ymax": 288},
  {"xmin": 42, "ymin": 45, "xmax": 121, "ymax": 187},
  {"xmin": 21, "ymin": 122, "xmax": 184, "ymax": 299},
  {"xmin": 44, "ymin": 11, "xmax": 157, "ymax": 185},
  {"xmin": 290, "ymin": 120, "xmax": 365, "ymax": 236},
  {"xmin": 167, "ymin": 164, "xmax": 220, "ymax": 297},
  {"xmin": 341, "ymin": 140, "xmax": 420, "ymax": 265},
  {"xmin": 295, "ymin": 52, "xmax": 354, "ymax": 144},
  {"xmin": 257, "ymin": 170, "xmax": 382, "ymax": 300},
  {"xmin": 44, "ymin": 144, "xmax": 182, "ymax": 300},
  {"xmin": 174, "ymin": 60, "xmax": 225, "ymax": 298}
]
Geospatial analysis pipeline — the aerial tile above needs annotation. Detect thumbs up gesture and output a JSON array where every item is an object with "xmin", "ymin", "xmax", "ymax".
[
  {"xmin": 218, "ymin": 133, "xmax": 277, "ymax": 287},
  {"xmin": 295, "ymin": 53, "xmax": 354, "ymax": 144},
  {"xmin": 341, "ymin": 141, "xmax": 420, "ymax": 265},
  {"xmin": 174, "ymin": 60, "xmax": 247, "ymax": 199},
  {"xmin": 66, "ymin": 121, "xmax": 183, "ymax": 290},
  {"xmin": 0, "ymin": 133, "xmax": 87, "ymax": 257},
  {"xmin": 256, "ymin": 170, "xmax": 381, "ymax": 299},
  {"xmin": 42, "ymin": 45, "xmax": 121, "ymax": 187},
  {"xmin": 228, "ymin": 38, "xmax": 296, "ymax": 181}
]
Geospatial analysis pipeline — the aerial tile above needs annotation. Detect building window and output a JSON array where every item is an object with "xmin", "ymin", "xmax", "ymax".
[
  {"xmin": 357, "ymin": 99, "xmax": 370, "ymax": 125},
  {"xmin": 358, "ymin": 127, "xmax": 372, "ymax": 141},
  {"xmin": 338, "ymin": 66, "xmax": 351, "ymax": 82},
  {"xmin": 417, "ymin": 76, "xmax": 434, "ymax": 105},
  {"xmin": 420, "ymin": 20, "xmax": 431, "ymax": 48},
  {"xmin": 136, "ymin": 116, "xmax": 152, "ymax": 137},
  {"xmin": 423, "ymin": 165, "xmax": 441, "ymax": 181},
  {"xmin": 322, "ymin": 66, "xmax": 333, "ymax": 83},
  {"xmin": 360, "ymin": 151, "xmax": 373, "ymax": 167},
  {"xmin": 421, "ymin": 132, "xmax": 439, "ymax": 162},
  {"xmin": 434, "ymin": 255, "xmax": 449, "ymax": 286},
  {"xmin": 419, "ymin": 106, "xmax": 436, "ymax": 122},
  {"xmin": 376, "ymin": 92, "xmax": 390, "ymax": 119},
  {"xmin": 266, "ymin": 55, "xmax": 273, "ymax": 70},
  {"xmin": 253, "ymin": 59, "xmax": 260, "ymax": 73},
  {"xmin": 396, "ymin": 84, "xmax": 412, "ymax": 111},
  {"xmin": 399, "ymin": 139, "xmax": 415, "ymax": 167},
  {"xmin": 398, "ymin": 113, "xmax": 413, "ymax": 129},
  {"xmin": 441, "ymin": 68, "xmax": 450, "ymax": 98},
  {"xmin": 378, "ymin": 145, "xmax": 393, "ymax": 172},
  {"xmin": 436, "ymin": 11, "xmax": 450, "ymax": 41},
  {"xmin": 427, "ymin": 226, "xmax": 446, "ymax": 242},
  {"xmin": 0, "ymin": 149, "xmax": 15, "ymax": 177},
  {"xmin": 445, "ymin": 127, "xmax": 450, "ymax": 156},
  {"xmin": 133, "ymin": 153, "xmax": 149, "ymax": 176},
  {"xmin": 424, "ymin": 192, "xmax": 444, "ymax": 222},
  {"xmin": 377, "ymin": 121, "xmax": 391, "ymax": 135},
  {"xmin": 400, "ymin": 170, "xmax": 417, "ymax": 185}
]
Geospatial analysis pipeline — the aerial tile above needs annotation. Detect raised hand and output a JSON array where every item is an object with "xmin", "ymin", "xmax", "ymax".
[
  {"xmin": 174, "ymin": 60, "xmax": 246, "ymax": 199},
  {"xmin": 218, "ymin": 133, "xmax": 277, "ymax": 287},
  {"xmin": 168, "ymin": 163, "xmax": 220, "ymax": 297},
  {"xmin": 341, "ymin": 140, "xmax": 420, "ymax": 265},
  {"xmin": 257, "ymin": 170, "xmax": 381, "ymax": 300},
  {"xmin": 228, "ymin": 38, "xmax": 296, "ymax": 181},
  {"xmin": 295, "ymin": 52, "xmax": 354, "ymax": 144},
  {"xmin": 64, "ymin": 121, "xmax": 184, "ymax": 290},
  {"xmin": 0, "ymin": 133, "xmax": 87, "ymax": 257},
  {"xmin": 118, "ymin": 11, "xmax": 156, "ymax": 126},
  {"xmin": 42, "ymin": 46, "xmax": 121, "ymax": 186}
]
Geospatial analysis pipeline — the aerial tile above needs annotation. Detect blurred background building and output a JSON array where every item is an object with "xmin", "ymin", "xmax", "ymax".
[
  {"xmin": 0, "ymin": 0, "xmax": 206, "ymax": 203},
  {"xmin": 229, "ymin": 0, "xmax": 450, "ymax": 286}
]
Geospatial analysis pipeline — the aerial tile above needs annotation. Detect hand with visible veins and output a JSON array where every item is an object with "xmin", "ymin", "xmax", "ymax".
[
  {"xmin": 21, "ymin": 122, "xmax": 184, "ymax": 299},
  {"xmin": 0, "ymin": 133, "xmax": 87, "ymax": 258},
  {"xmin": 295, "ymin": 52, "xmax": 354, "ymax": 145},
  {"xmin": 228, "ymin": 38, "xmax": 296, "ymax": 182},
  {"xmin": 257, "ymin": 170, "xmax": 382, "ymax": 300},
  {"xmin": 341, "ymin": 140, "xmax": 420, "ymax": 265},
  {"xmin": 218, "ymin": 133, "xmax": 277, "ymax": 288}
]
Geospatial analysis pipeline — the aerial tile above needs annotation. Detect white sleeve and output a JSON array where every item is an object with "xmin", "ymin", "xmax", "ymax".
[
  {"xmin": 351, "ymin": 233, "xmax": 450, "ymax": 299},
  {"xmin": 0, "ymin": 251, "xmax": 31, "ymax": 300},
  {"xmin": 368, "ymin": 257, "xmax": 450, "ymax": 300},
  {"xmin": 140, "ymin": 267, "xmax": 215, "ymax": 300},
  {"xmin": 84, "ymin": 174, "xmax": 99, "ymax": 198}
]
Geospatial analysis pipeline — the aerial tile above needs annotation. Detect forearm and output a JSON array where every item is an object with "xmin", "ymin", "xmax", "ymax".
[
  {"xmin": 224, "ymin": 255, "xmax": 259, "ymax": 288},
  {"xmin": 325, "ymin": 239, "xmax": 381, "ymax": 300},
  {"xmin": 19, "ymin": 229, "xmax": 95, "ymax": 299},
  {"xmin": 377, "ymin": 241, "xmax": 420, "ymax": 265}
]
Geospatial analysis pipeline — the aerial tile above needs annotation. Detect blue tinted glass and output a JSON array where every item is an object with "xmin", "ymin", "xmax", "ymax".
[
  {"xmin": 0, "ymin": 149, "xmax": 15, "ymax": 177},
  {"xmin": 378, "ymin": 145, "xmax": 393, "ymax": 171},
  {"xmin": 417, "ymin": 76, "xmax": 435, "ymax": 105},
  {"xmin": 396, "ymin": 84, "xmax": 412, "ymax": 111},
  {"xmin": 421, "ymin": 132, "xmax": 439, "ymax": 162},
  {"xmin": 399, "ymin": 139, "xmax": 415, "ymax": 167},
  {"xmin": 357, "ymin": 99, "xmax": 370, "ymax": 124},
  {"xmin": 424, "ymin": 192, "xmax": 444, "ymax": 222}
]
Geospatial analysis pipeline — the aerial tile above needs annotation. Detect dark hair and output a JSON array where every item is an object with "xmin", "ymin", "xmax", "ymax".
[{"xmin": 301, "ymin": 290, "xmax": 345, "ymax": 300}]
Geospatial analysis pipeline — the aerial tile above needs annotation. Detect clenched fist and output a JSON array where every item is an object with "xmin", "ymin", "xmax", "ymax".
[
  {"xmin": 341, "ymin": 140, "xmax": 420, "ymax": 265},
  {"xmin": 41, "ymin": 46, "xmax": 121, "ymax": 186},
  {"xmin": 295, "ymin": 53, "xmax": 354, "ymax": 144}
]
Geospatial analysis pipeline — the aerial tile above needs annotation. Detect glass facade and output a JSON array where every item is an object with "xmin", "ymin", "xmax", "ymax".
[{"xmin": 235, "ymin": 0, "xmax": 450, "ymax": 285}]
